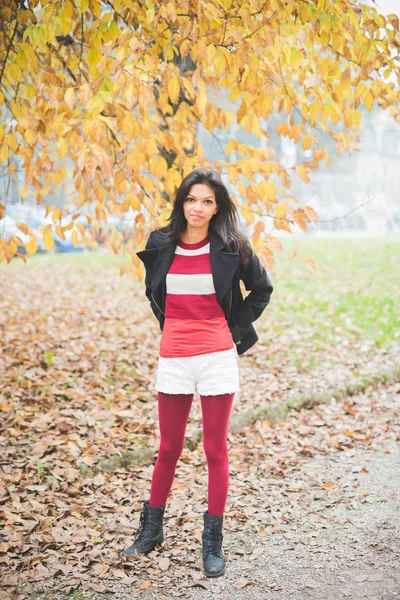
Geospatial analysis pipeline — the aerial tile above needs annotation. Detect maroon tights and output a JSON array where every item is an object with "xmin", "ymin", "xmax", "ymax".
[{"xmin": 149, "ymin": 391, "xmax": 235, "ymax": 516}]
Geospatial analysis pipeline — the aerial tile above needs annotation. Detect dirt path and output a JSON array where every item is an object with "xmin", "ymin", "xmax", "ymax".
[{"xmin": 190, "ymin": 442, "xmax": 400, "ymax": 600}]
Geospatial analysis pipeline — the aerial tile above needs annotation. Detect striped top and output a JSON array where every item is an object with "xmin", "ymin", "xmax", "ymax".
[{"xmin": 159, "ymin": 236, "xmax": 235, "ymax": 358}]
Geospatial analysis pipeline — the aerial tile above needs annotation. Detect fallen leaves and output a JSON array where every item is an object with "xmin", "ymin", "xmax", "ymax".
[
  {"xmin": 233, "ymin": 578, "xmax": 256, "ymax": 588},
  {"xmin": 158, "ymin": 556, "xmax": 170, "ymax": 571},
  {"xmin": 0, "ymin": 257, "xmax": 399, "ymax": 598},
  {"xmin": 320, "ymin": 481, "xmax": 336, "ymax": 490}
]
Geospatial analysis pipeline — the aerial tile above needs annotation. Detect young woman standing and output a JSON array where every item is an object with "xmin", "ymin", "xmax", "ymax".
[{"xmin": 123, "ymin": 168, "xmax": 273, "ymax": 577}]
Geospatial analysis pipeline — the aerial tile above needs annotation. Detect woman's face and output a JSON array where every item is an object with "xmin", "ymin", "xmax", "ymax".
[{"xmin": 182, "ymin": 183, "xmax": 219, "ymax": 228}]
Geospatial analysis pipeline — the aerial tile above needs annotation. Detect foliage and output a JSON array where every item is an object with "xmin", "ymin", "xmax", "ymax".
[{"xmin": 0, "ymin": 0, "xmax": 399, "ymax": 271}]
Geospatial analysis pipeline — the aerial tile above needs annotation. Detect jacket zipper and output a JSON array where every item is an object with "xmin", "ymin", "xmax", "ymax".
[{"xmin": 151, "ymin": 292, "xmax": 165, "ymax": 316}]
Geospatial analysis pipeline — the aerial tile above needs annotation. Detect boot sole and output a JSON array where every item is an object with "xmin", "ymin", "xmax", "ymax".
[
  {"xmin": 204, "ymin": 565, "xmax": 226, "ymax": 577},
  {"xmin": 123, "ymin": 536, "xmax": 164, "ymax": 557}
]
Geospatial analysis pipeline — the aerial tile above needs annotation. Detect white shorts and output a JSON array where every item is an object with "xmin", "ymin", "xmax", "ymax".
[{"xmin": 154, "ymin": 345, "xmax": 241, "ymax": 396}]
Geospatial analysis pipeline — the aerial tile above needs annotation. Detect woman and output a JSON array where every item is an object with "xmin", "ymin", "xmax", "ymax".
[{"xmin": 123, "ymin": 168, "xmax": 273, "ymax": 577}]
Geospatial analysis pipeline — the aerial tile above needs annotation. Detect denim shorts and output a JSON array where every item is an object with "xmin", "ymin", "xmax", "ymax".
[{"xmin": 154, "ymin": 345, "xmax": 241, "ymax": 396}]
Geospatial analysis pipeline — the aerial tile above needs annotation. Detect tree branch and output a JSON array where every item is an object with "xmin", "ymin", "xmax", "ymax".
[
  {"xmin": 104, "ymin": 0, "xmax": 137, "ymax": 34},
  {"xmin": 0, "ymin": 14, "xmax": 19, "ymax": 90},
  {"xmin": 242, "ymin": 11, "xmax": 277, "ymax": 41}
]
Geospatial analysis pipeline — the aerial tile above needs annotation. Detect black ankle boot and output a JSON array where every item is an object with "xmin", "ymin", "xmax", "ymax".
[
  {"xmin": 202, "ymin": 510, "xmax": 226, "ymax": 577},
  {"xmin": 123, "ymin": 500, "xmax": 166, "ymax": 556}
]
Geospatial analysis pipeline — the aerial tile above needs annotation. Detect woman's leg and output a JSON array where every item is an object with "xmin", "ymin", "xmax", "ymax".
[
  {"xmin": 149, "ymin": 391, "xmax": 194, "ymax": 507},
  {"xmin": 200, "ymin": 392, "xmax": 235, "ymax": 516}
]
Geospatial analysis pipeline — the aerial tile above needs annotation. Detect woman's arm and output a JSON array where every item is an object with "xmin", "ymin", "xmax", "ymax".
[{"xmin": 230, "ymin": 252, "xmax": 273, "ymax": 344}]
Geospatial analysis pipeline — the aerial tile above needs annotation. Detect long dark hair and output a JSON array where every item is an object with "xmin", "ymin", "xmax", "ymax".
[{"xmin": 155, "ymin": 168, "xmax": 253, "ymax": 264}]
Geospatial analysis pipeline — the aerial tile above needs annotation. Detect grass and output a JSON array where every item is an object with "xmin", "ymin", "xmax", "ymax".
[
  {"xmin": 268, "ymin": 235, "xmax": 400, "ymax": 348},
  {"xmin": 6, "ymin": 247, "xmax": 125, "ymax": 270}
]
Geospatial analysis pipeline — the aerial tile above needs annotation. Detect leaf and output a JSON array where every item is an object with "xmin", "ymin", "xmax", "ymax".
[
  {"xmin": 57, "ymin": 139, "xmax": 68, "ymax": 159},
  {"xmin": 43, "ymin": 228, "xmax": 54, "ymax": 251},
  {"xmin": 280, "ymin": 171, "xmax": 292, "ymax": 189},
  {"xmin": 86, "ymin": 583, "xmax": 106, "ymax": 592},
  {"xmin": 168, "ymin": 76, "xmax": 180, "ymax": 103},
  {"xmin": 26, "ymin": 238, "xmax": 38, "ymax": 256},
  {"xmin": 274, "ymin": 202, "xmax": 287, "ymax": 218},
  {"xmin": 52, "ymin": 208, "xmax": 63, "ymax": 222},
  {"xmin": 214, "ymin": 50, "xmax": 227, "ymax": 76},
  {"xmin": 149, "ymin": 155, "xmax": 168, "ymax": 178},
  {"xmin": 55, "ymin": 225, "xmax": 65, "ymax": 239},
  {"xmin": 64, "ymin": 88, "xmax": 76, "ymax": 109},
  {"xmin": 17, "ymin": 223, "xmax": 29, "ymax": 235},
  {"xmin": 302, "ymin": 135, "xmax": 311, "ymax": 151},
  {"xmin": 158, "ymin": 557, "xmax": 170, "ymax": 571},
  {"xmin": 320, "ymin": 481, "xmax": 335, "ymax": 490},
  {"xmin": 388, "ymin": 13, "xmax": 399, "ymax": 30},
  {"xmin": 313, "ymin": 146, "xmax": 323, "ymax": 161},
  {"xmin": 294, "ymin": 165, "xmax": 310, "ymax": 182},
  {"xmin": 71, "ymin": 230, "xmax": 79, "ymax": 247},
  {"xmin": 135, "ymin": 579, "xmax": 151, "ymax": 591},
  {"xmin": 233, "ymin": 578, "xmax": 256, "ymax": 589},
  {"xmin": 302, "ymin": 254, "xmax": 316, "ymax": 274},
  {"xmin": 181, "ymin": 77, "xmax": 195, "ymax": 99},
  {"xmin": 187, "ymin": 580, "xmax": 212, "ymax": 589},
  {"xmin": 303, "ymin": 205, "xmax": 319, "ymax": 224},
  {"xmin": 364, "ymin": 91, "xmax": 374, "ymax": 111},
  {"xmin": 289, "ymin": 48, "xmax": 301, "ymax": 69},
  {"xmin": 112, "ymin": 569, "xmax": 127, "ymax": 579},
  {"xmin": 240, "ymin": 203, "xmax": 254, "ymax": 225}
]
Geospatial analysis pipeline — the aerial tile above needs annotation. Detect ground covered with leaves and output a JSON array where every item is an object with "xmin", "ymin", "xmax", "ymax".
[{"xmin": 1, "ymin": 238, "xmax": 399, "ymax": 599}]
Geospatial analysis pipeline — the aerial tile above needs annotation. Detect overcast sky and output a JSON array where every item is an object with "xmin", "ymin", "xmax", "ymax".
[{"xmin": 375, "ymin": 0, "xmax": 399, "ymax": 15}]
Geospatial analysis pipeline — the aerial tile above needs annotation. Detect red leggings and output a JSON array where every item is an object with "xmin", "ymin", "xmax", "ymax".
[{"xmin": 149, "ymin": 391, "xmax": 235, "ymax": 516}]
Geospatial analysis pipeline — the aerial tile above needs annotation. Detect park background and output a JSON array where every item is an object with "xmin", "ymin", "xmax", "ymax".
[{"xmin": 0, "ymin": 0, "xmax": 399, "ymax": 599}]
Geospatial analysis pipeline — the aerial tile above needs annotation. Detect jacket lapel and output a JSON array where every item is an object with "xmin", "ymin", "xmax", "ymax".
[{"xmin": 209, "ymin": 227, "xmax": 240, "ymax": 304}]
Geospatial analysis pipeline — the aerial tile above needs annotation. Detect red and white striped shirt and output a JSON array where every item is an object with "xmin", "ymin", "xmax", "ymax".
[{"xmin": 159, "ymin": 236, "xmax": 235, "ymax": 358}]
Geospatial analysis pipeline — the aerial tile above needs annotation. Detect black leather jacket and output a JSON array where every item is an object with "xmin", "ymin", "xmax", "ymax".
[{"xmin": 136, "ymin": 226, "xmax": 273, "ymax": 355}]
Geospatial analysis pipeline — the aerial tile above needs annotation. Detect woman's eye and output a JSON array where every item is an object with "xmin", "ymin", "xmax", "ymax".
[{"xmin": 186, "ymin": 198, "xmax": 213, "ymax": 204}]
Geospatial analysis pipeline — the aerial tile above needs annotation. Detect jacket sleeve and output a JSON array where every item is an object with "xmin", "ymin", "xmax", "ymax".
[
  {"xmin": 230, "ymin": 252, "xmax": 273, "ymax": 345},
  {"xmin": 141, "ymin": 233, "xmax": 163, "ymax": 324}
]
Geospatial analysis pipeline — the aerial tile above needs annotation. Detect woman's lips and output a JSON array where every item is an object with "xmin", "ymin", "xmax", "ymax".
[{"xmin": 191, "ymin": 215, "xmax": 204, "ymax": 220}]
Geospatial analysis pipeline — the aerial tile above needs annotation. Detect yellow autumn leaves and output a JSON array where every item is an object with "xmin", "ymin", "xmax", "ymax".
[
  {"xmin": 168, "ymin": 76, "xmax": 180, "ymax": 104},
  {"xmin": 1, "ymin": 0, "xmax": 399, "ymax": 270}
]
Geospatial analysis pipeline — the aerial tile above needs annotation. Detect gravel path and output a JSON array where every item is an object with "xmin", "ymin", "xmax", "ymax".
[{"xmin": 187, "ymin": 443, "xmax": 400, "ymax": 600}]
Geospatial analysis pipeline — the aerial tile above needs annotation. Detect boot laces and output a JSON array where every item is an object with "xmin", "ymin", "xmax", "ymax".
[
  {"xmin": 133, "ymin": 509, "xmax": 146, "ymax": 543},
  {"xmin": 134, "ymin": 510, "xmax": 159, "ymax": 543},
  {"xmin": 204, "ymin": 520, "xmax": 223, "ymax": 556}
]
